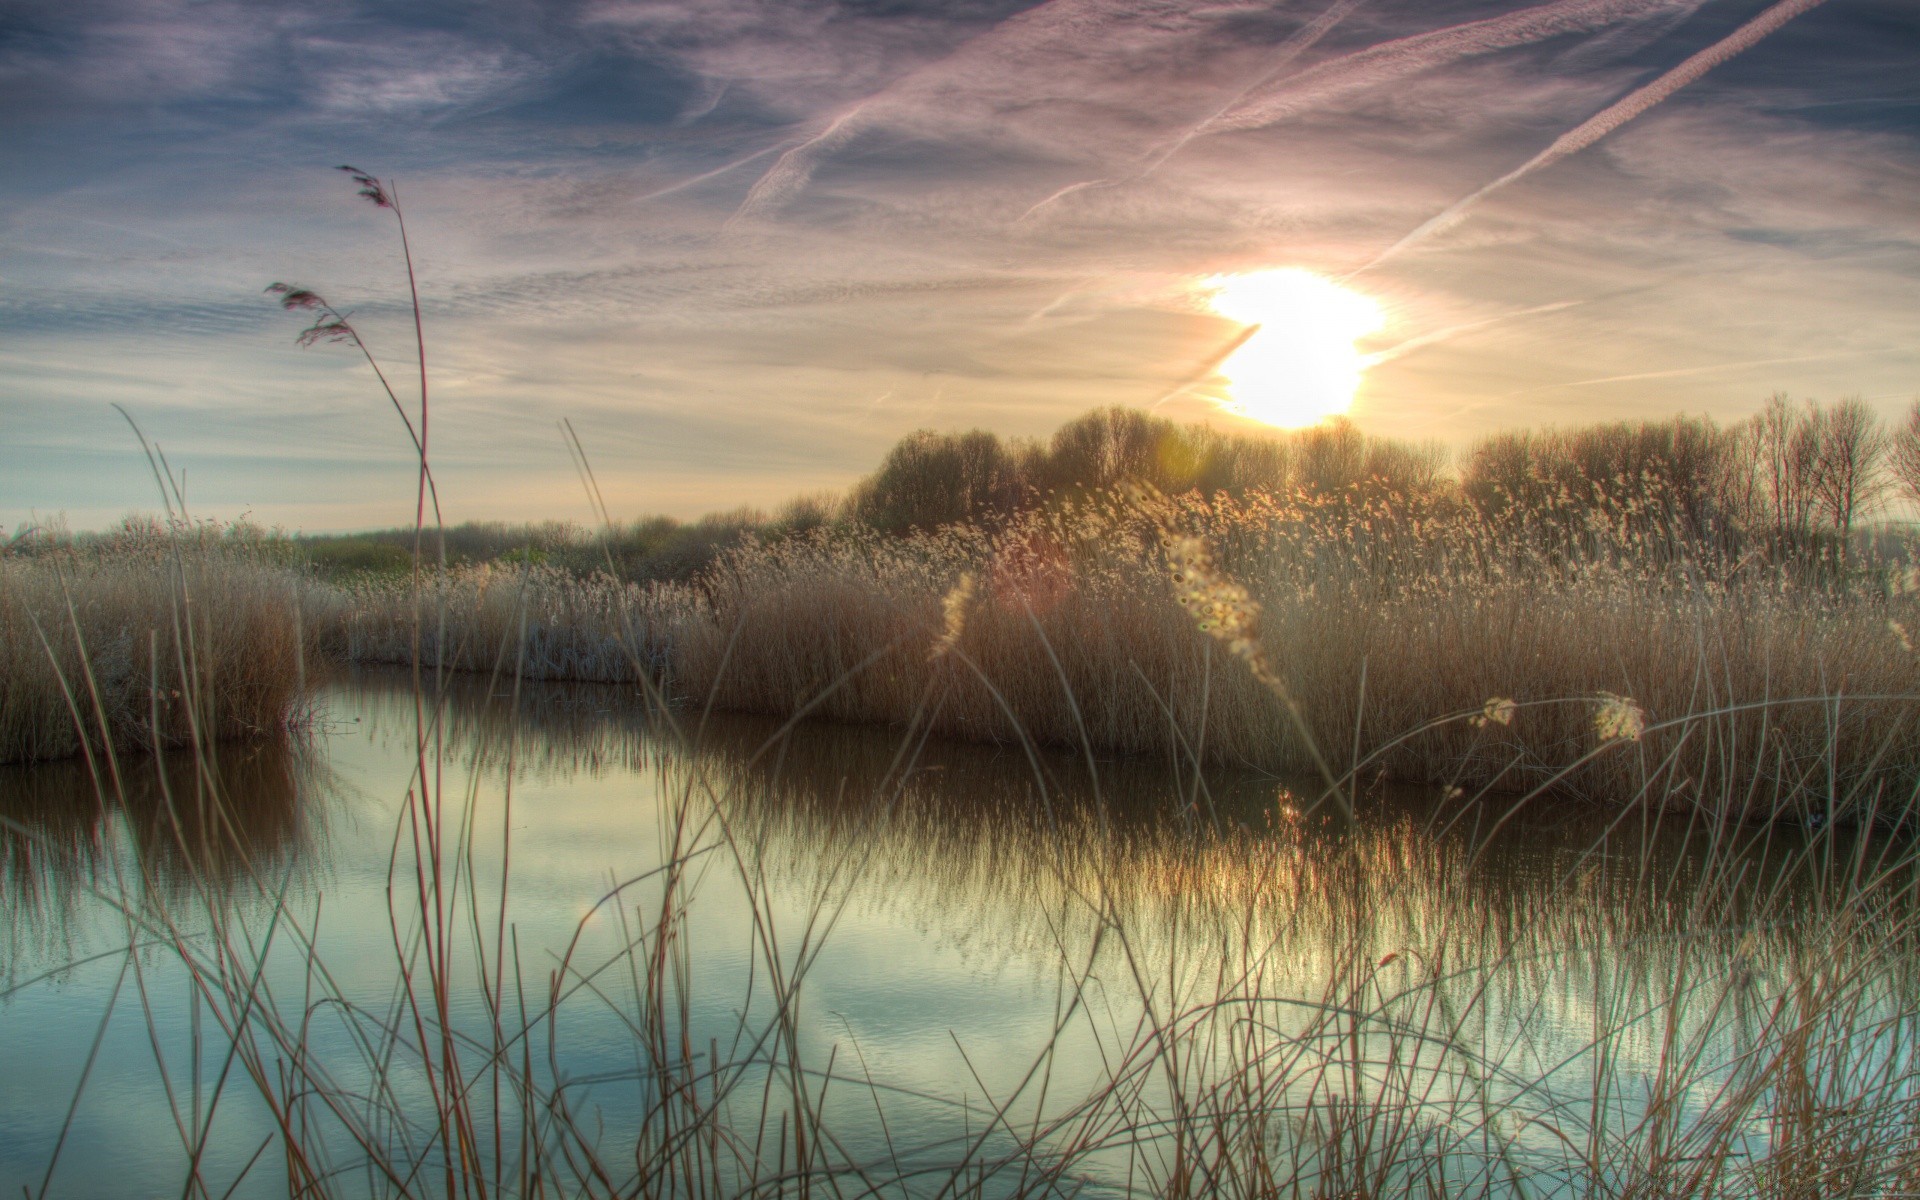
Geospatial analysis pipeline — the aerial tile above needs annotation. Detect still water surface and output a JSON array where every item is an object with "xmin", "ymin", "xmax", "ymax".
[{"xmin": 2, "ymin": 671, "xmax": 1914, "ymax": 1197}]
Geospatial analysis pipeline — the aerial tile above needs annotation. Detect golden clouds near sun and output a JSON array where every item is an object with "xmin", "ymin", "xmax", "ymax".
[{"xmin": 1201, "ymin": 268, "xmax": 1384, "ymax": 429}]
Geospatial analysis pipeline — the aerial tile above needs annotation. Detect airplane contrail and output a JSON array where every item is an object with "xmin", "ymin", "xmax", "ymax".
[
  {"xmin": 1145, "ymin": 323, "xmax": 1263, "ymax": 410},
  {"xmin": 1368, "ymin": 0, "xmax": 1833, "ymax": 267},
  {"xmin": 1362, "ymin": 300, "xmax": 1585, "ymax": 367},
  {"xmin": 732, "ymin": 0, "xmax": 1322, "ymax": 227},
  {"xmin": 1202, "ymin": 0, "xmax": 1690, "ymax": 136},
  {"xmin": 1020, "ymin": 0, "xmax": 1365, "ymax": 222},
  {"xmin": 727, "ymin": 110, "xmax": 868, "ymax": 227},
  {"xmin": 1521, "ymin": 351, "xmax": 1847, "ymax": 391},
  {"xmin": 736, "ymin": 0, "xmax": 1694, "ymax": 227},
  {"xmin": 635, "ymin": 141, "xmax": 793, "ymax": 206}
]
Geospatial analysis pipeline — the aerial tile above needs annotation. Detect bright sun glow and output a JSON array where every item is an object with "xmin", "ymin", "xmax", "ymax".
[{"xmin": 1202, "ymin": 268, "xmax": 1385, "ymax": 428}]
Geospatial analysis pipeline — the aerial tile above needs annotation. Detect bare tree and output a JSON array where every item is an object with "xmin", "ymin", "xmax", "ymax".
[
  {"xmin": 1810, "ymin": 396, "xmax": 1888, "ymax": 568},
  {"xmin": 1749, "ymin": 393, "xmax": 1820, "ymax": 551},
  {"xmin": 1888, "ymin": 399, "xmax": 1920, "ymax": 513}
]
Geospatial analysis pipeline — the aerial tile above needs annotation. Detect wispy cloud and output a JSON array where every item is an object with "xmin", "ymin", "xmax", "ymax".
[
  {"xmin": 2, "ymin": 0, "xmax": 1916, "ymax": 529},
  {"xmin": 1019, "ymin": 0, "xmax": 1370, "ymax": 223},
  {"xmin": 730, "ymin": 0, "xmax": 1290, "ymax": 224},
  {"xmin": 1372, "ymin": 0, "xmax": 1833, "ymax": 265},
  {"xmin": 1202, "ymin": 0, "xmax": 1699, "ymax": 137}
]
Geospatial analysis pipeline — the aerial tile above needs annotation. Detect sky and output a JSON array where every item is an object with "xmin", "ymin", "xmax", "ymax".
[{"xmin": 2, "ymin": 0, "xmax": 1917, "ymax": 532}]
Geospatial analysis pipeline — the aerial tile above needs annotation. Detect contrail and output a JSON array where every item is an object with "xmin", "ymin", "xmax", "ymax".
[
  {"xmin": 1521, "ymin": 351, "xmax": 1846, "ymax": 391},
  {"xmin": 734, "ymin": 0, "xmax": 1699, "ymax": 227},
  {"xmin": 1019, "ymin": 178, "xmax": 1116, "ymax": 223},
  {"xmin": 635, "ymin": 141, "xmax": 793, "ymax": 206},
  {"xmin": 1020, "ymin": 0, "xmax": 1364, "ymax": 222},
  {"xmin": 1362, "ymin": 300, "xmax": 1584, "ymax": 367},
  {"xmin": 1369, "ymin": 0, "xmax": 1832, "ymax": 267},
  {"xmin": 1202, "ymin": 0, "xmax": 1687, "ymax": 137},
  {"xmin": 1153, "ymin": 0, "xmax": 1365, "ymax": 166},
  {"xmin": 731, "ymin": 0, "xmax": 1287, "ymax": 226},
  {"xmin": 727, "ymin": 110, "xmax": 868, "ymax": 228},
  {"xmin": 731, "ymin": 0, "xmax": 1138, "ymax": 225},
  {"xmin": 1145, "ymin": 323, "xmax": 1263, "ymax": 410},
  {"xmin": 1019, "ymin": 289, "xmax": 1084, "ymax": 329}
]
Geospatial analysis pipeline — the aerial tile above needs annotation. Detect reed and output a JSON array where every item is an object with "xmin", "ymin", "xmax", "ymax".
[
  {"xmin": 0, "ymin": 526, "xmax": 311, "ymax": 766},
  {"xmin": 308, "ymin": 561, "xmax": 692, "ymax": 682},
  {"xmin": 651, "ymin": 485, "xmax": 1920, "ymax": 824},
  {"xmin": 13, "ymin": 466, "xmax": 1916, "ymax": 818}
]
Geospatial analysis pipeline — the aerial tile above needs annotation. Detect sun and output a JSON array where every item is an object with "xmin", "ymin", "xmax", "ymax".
[{"xmin": 1200, "ymin": 268, "xmax": 1385, "ymax": 429}]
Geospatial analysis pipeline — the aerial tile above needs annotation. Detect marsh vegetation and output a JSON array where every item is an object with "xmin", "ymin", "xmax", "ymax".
[{"xmin": 10, "ymin": 396, "xmax": 1920, "ymax": 825}]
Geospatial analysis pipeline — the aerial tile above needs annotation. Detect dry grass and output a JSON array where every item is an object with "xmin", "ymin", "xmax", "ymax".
[
  {"xmin": 660, "ymin": 486, "xmax": 1920, "ymax": 823},
  {"xmin": 16, "ymin": 484, "xmax": 1919, "ymax": 821},
  {"xmin": 309, "ymin": 561, "xmax": 693, "ymax": 681},
  {"xmin": 0, "ymin": 533, "xmax": 311, "ymax": 766}
]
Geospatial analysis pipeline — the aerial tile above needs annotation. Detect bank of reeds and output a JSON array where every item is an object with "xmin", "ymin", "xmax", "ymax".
[
  {"xmin": 308, "ymin": 561, "xmax": 689, "ymax": 681},
  {"xmin": 14, "ymin": 483, "xmax": 1919, "ymax": 819},
  {"xmin": 666, "ymin": 486, "xmax": 1920, "ymax": 823},
  {"xmin": 0, "ymin": 532, "xmax": 311, "ymax": 765}
]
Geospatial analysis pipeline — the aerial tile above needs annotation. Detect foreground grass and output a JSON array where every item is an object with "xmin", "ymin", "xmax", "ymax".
[{"xmin": 9, "ymin": 663, "xmax": 1920, "ymax": 1199}]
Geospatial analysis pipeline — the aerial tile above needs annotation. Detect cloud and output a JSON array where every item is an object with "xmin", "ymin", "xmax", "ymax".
[
  {"xmin": 728, "ymin": 0, "xmax": 1299, "ymax": 224},
  {"xmin": 1201, "ymin": 0, "xmax": 1698, "ymax": 137},
  {"xmin": 2, "ymin": 0, "xmax": 1916, "ymax": 530},
  {"xmin": 0, "ymin": 0, "xmax": 279, "ymax": 114},
  {"xmin": 305, "ymin": 37, "xmax": 526, "ymax": 115},
  {"xmin": 1371, "ymin": 0, "xmax": 1834, "ymax": 265}
]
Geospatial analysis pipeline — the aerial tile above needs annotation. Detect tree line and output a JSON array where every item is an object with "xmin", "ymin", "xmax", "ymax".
[
  {"xmin": 846, "ymin": 406, "xmax": 1448, "ymax": 533},
  {"xmin": 850, "ymin": 396, "xmax": 1920, "ymax": 575},
  {"xmin": 1463, "ymin": 394, "xmax": 1920, "ymax": 571},
  {"xmin": 23, "ymin": 396, "xmax": 1913, "ymax": 586}
]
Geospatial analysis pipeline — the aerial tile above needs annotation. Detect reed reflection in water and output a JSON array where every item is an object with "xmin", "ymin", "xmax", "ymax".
[
  {"xmin": 1, "ymin": 739, "xmax": 321, "ymax": 979},
  {"xmin": 2, "ymin": 669, "xmax": 1916, "ymax": 1197}
]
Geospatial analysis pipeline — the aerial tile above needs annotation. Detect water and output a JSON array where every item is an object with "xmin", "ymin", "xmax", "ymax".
[{"xmin": 3, "ymin": 670, "xmax": 1916, "ymax": 1198}]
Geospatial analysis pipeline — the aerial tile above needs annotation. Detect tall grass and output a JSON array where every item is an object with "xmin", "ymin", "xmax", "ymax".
[
  {"xmin": 0, "ymin": 525, "xmax": 311, "ymax": 765},
  {"xmin": 308, "ymin": 562, "xmax": 686, "ymax": 682},
  {"xmin": 657, "ymin": 485, "xmax": 1920, "ymax": 823},
  {"xmin": 27, "ymin": 469, "xmax": 1896, "ymax": 818}
]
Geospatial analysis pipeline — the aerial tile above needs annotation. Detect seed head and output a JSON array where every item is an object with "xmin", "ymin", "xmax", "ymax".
[
  {"xmin": 338, "ymin": 165, "xmax": 392, "ymax": 208},
  {"xmin": 267, "ymin": 283, "xmax": 363, "ymax": 349},
  {"xmin": 266, "ymin": 282, "xmax": 327, "ymax": 311},
  {"xmin": 1890, "ymin": 619, "xmax": 1914, "ymax": 654},
  {"xmin": 1472, "ymin": 697, "xmax": 1516, "ymax": 729},
  {"xmin": 930, "ymin": 572, "xmax": 975, "ymax": 660},
  {"xmin": 1593, "ymin": 692, "xmax": 1646, "ymax": 742}
]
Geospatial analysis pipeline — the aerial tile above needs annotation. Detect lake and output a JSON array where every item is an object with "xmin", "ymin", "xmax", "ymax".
[{"xmin": 4, "ymin": 669, "xmax": 1917, "ymax": 1198}]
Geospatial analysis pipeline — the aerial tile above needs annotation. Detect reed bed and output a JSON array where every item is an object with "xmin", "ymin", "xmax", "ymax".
[
  {"xmin": 0, "ymin": 535, "xmax": 311, "ymax": 765},
  {"xmin": 14, "ymin": 482, "xmax": 1919, "ymax": 821},
  {"xmin": 14, "ymin": 165, "xmax": 1915, "ymax": 1197},
  {"xmin": 665, "ymin": 486, "xmax": 1920, "ymax": 823},
  {"xmin": 309, "ymin": 561, "xmax": 690, "ymax": 682}
]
